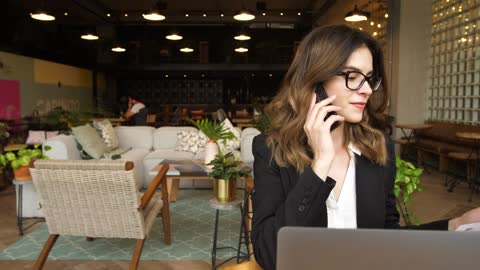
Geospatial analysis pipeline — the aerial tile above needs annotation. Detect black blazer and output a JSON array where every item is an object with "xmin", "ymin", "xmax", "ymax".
[{"xmin": 251, "ymin": 134, "xmax": 449, "ymax": 270}]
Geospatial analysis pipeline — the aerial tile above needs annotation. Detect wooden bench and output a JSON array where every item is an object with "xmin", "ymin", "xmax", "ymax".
[{"xmin": 414, "ymin": 121, "xmax": 480, "ymax": 173}]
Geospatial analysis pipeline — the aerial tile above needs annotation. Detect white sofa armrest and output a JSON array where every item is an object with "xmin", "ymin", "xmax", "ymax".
[
  {"xmin": 240, "ymin": 128, "xmax": 261, "ymax": 164},
  {"xmin": 43, "ymin": 135, "xmax": 81, "ymax": 160}
]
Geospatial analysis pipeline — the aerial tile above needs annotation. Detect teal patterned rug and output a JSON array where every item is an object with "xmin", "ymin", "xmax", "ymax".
[{"xmin": 0, "ymin": 189, "xmax": 246, "ymax": 260}]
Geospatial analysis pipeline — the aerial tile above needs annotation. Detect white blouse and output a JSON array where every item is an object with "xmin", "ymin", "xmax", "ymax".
[{"xmin": 326, "ymin": 144, "xmax": 360, "ymax": 229}]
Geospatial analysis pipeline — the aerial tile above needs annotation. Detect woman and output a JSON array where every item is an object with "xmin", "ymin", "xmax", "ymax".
[{"xmin": 251, "ymin": 24, "xmax": 480, "ymax": 270}]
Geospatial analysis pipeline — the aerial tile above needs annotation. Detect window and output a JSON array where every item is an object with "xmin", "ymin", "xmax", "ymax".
[{"xmin": 428, "ymin": 0, "xmax": 480, "ymax": 124}]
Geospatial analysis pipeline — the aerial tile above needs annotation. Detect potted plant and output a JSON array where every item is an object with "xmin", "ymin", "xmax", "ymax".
[
  {"xmin": 394, "ymin": 156, "xmax": 424, "ymax": 225},
  {"xmin": 207, "ymin": 152, "xmax": 252, "ymax": 202},
  {"xmin": 0, "ymin": 144, "xmax": 51, "ymax": 180},
  {"xmin": 190, "ymin": 118, "xmax": 236, "ymax": 166}
]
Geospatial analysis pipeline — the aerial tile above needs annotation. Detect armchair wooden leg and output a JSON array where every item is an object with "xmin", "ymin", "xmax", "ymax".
[
  {"xmin": 130, "ymin": 239, "xmax": 146, "ymax": 270},
  {"xmin": 33, "ymin": 234, "xmax": 59, "ymax": 270},
  {"xmin": 162, "ymin": 207, "xmax": 171, "ymax": 245}
]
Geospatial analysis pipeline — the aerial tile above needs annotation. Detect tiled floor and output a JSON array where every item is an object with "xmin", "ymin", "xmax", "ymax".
[{"xmin": 0, "ymin": 170, "xmax": 478, "ymax": 269}]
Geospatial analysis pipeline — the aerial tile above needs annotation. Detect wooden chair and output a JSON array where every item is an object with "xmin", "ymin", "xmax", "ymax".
[
  {"xmin": 221, "ymin": 176, "xmax": 263, "ymax": 270},
  {"xmin": 30, "ymin": 160, "xmax": 171, "ymax": 270},
  {"xmin": 147, "ymin": 113, "xmax": 157, "ymax": 126}
]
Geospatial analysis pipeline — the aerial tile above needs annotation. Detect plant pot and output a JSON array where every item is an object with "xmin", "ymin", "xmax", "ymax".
[
  {"xmin": 13, "ymin": 161, "xmax": 34, "ymax": 181},
  {"xmin": 213, "ymin": 178, "xmax": 237, "ymax": 203},
  {"xmin": 204, "ymin": 140, "xmax": 219, "ymax": 169}
]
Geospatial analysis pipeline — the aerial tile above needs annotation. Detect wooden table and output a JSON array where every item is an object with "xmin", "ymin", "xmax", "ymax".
[
  {"xmin": 150, "ymin": 159, "xmax": 213, "ymax": 202},
  {"xmin": 4, "ymin": 144, "xmax": 28, "ymax": 152},
  {"xmin": 395, "ymin": 124, "xmax": 432, "ymax": 161},
  {"xmin": 232, "ymin": 118, "xmax": 255, "ymax": 129},
  {"xmin": 455, "ymin": 132, "xmax": 480, "ymax": 201},
  {"xmin": 91, "ymin": 118, "xmax": 125, "ymax": 127}
]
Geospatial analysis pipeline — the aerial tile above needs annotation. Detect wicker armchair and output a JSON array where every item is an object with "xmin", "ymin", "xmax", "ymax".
[{"xmin": 30, "ymin": 159, "xmax": 171, "ymax": 270}]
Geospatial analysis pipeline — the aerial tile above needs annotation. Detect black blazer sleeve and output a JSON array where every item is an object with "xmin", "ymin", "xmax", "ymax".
[{"xmin": 251, "ymin": 134, "xmax": 336, "ymax": 270}]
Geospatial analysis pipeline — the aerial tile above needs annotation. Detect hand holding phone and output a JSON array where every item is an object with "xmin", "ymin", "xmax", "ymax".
[{"xmin": 315, "ymin": 84, "xmax": 341, "ymax": 132}]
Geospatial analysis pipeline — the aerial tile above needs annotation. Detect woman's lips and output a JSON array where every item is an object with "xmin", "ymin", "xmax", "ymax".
[{"xmin": 351, "ymin": 103, "xmax": 366, "ymax": 110}]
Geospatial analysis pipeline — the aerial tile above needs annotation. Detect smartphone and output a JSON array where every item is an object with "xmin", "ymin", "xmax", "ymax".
[{"xmin": 315, "ymin": 84, "xmax": 340, "ymax": 132}]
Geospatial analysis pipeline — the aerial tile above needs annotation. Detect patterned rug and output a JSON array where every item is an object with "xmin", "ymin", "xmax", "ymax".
[{"xmin": 0, "ymin": 189, "xmax": 246, "ymax": 260}]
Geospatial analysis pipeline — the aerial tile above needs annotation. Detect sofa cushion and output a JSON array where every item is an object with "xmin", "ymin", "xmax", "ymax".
[
  {"xmin": 115, "ymin": 126, "xmax": 155, "ymax": 150},
  {"xmin": 153, "ymin": 126, "xmax": 198, "ymax": 150},
  {"xmin": 119, "ymin": 148, "xmax": 151, "ymax": 188},
  {"xmin": 72, "ymin": 124, "xmax": 109, "ymax": 159},
  {"xmin": 93, "ymin": 119, "xmax": 119, "ymax": 149}
]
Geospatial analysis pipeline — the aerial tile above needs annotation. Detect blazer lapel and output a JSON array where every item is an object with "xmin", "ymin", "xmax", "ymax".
[{"xmin": 355, "ymin": 154, "xmax": 385, "ymax": 228}]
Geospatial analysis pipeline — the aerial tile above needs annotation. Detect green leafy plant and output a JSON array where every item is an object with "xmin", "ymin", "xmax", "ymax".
[
  {"xmin": 394, "ymin": 156, "xmax": 424, "ymax": 225},
  {"xmin": 190, "ymin": 118, "xmax": 236, "ymax": 143},
  {"xmin": 0, "ymin": 122, "xmax": 9, "ymax": 141},
  {"xmin": 0, "ymin": 145, "xmax": 51, "ymax": 172},
  {"xmin": 207, "ymin": 152, "xmax": 252, "ymax": 181}
]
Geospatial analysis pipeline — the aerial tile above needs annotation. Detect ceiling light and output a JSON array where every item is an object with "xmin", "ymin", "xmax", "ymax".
[
  {"xmin": 297, "ymin": 12, "xmax": 301, "ymax": 16},
  {"xmin": 81, "ymin": 33, "xmax": 99, "ymax": 40},
  {"xmin": 124, "ymin": 13, "xmax": 128, "ymax": 17},
  {"xmin": 165, "ymin": 74, "xmax": 169, "ymax": 77},
  {"xmin": 262, "ymin": 12, "xmax": 266, "ymax": 16},
  {"xmin": 107, "ymin": 13, "xmax": 111, "ymax": 17},
  {"xmin": 385, "ymin": 13, "xmax": 389, "ymax": 18},
  {"xmin": 235, "ymin": 47, "xmax": 248, "ymax": 53},
  {"xmin": 370, "ymin": 21, "xmax": 374, "ymax": 26},
  {"xmin": 180, "ymin": 47, "xmax": 194, "ymax": 53},
  {"xmin": 234, "ymin": 10, "xmax": 255, "ymax": 21},
  {"xmin": 234, "ymin": 34, "xmax": 251, "ymax": 41},
  {"xmin": 203, "ymin": 13, "xmax": 207, "ymax": 17},
  {"xmin": 111, "ymin": 46, "xmax": 126, "ymax": 52},
  {"xmin": 221, "ymin": 13, "xmax": 224, "ymax": 17},
  {"xmin": 184, "ymin": 74, "xmax": 187, "ymax": 77},
  {"xmin": 64, "ymin": 12, "xmax": 68, "ymax": 16},
  {"xmin": 30, "ymin": 12, "xmax": 56, "ymax": 21},
  {"xmin": 185, "ymin": 13, "xmax": 189, "ymax": 17},
  {"xmin": 280, "ymin": 12, "xmax": 284, "ymax": 16},
  {"xmin": 143, "ymin": 12, "xmax": 165, "ymax": 21},
  {"xmin": 166, "ymin": 33, "xmax": 183, "ymax": 40},
  {"xmin": 345, "ymin": 5, "xmax": 369, "ymax": 22}
]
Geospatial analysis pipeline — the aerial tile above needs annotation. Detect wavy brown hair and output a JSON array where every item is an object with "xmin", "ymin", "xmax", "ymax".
[{"xmin": 265, "ymin": 24, "xmax": 389, "ymax": 173}]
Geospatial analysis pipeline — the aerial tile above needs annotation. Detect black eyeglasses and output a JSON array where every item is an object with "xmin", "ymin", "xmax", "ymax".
[{"xmin": 337, "ymin": 71, "xmax": 382, "ymax": 91}]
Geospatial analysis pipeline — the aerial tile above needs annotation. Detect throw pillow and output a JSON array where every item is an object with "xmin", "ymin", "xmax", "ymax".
[
  {"xmin": 102, "ymin": 147, "xmax": 132, "ymax": 160},
  {"xmin": 175, "ymin": 131, "xmax": 208, "ymax": 154},
  {"xmin": 46, "ymin": 131, "xmax": 59, "ymax": 139},
  {"xmin": 25, "ymin": 130, "xmax": 46, "ymax": 145},
  {"xmin": 72, "ymin": 124, "xmax": 109, "ymax": 159},
  {"xmin": 218, "ymin": 118, "xmax": 241, "ymax": 154},
  {"xmin": 92, "ymin": 119, "xmax": 119, "ymax": 149}
]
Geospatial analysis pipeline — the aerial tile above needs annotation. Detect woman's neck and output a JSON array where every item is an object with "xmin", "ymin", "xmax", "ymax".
[{"xmin": 331, "ymin": 123, "xmax": 346, "ymax": 153}]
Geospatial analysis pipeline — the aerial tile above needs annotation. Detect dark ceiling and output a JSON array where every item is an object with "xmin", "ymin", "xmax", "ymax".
[{"xmin": 1, "ymin": 0, "xmax": 334, "ymax": 68}]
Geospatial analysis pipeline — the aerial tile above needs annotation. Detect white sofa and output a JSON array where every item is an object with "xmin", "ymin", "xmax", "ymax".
[{"xmin": 43, "ymin": 126, "xmax": 261, "ymax": 189}]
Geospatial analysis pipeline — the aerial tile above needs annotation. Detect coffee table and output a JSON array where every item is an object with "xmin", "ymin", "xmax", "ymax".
[{"xmin": 150, "ymin": 159, "xmax": 213, "ymax": 202}]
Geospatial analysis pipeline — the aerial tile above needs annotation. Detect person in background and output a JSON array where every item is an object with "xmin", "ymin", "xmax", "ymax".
[
  {"xmin": 123, "ymin": 96, "xmax": 147, "ymax": 126},
  {"xmin": 251, "ymin": 24, "xmax": 480, "ymax": 270}
]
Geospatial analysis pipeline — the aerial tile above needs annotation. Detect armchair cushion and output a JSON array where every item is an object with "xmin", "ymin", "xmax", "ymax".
[{"xmin": 26, "ymin": 130, "xmax": 46, "ymax": 145}]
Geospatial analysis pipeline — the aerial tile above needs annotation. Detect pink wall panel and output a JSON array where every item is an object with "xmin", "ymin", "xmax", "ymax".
[{"xmin": 0, "ymin": 80, "xmax": 21, "ymax": 120}]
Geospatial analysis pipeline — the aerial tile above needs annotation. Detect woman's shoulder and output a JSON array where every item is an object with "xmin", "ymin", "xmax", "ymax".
[{"xmin": 252, "ymin": 133, "xmax": 272, "ymax": 159}]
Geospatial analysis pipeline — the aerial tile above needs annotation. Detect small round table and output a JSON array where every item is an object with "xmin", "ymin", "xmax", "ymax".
[
  {"xmin": 13, "ymin": 179, "xmax": 44, "ymax": 235},
  {"xmin": 209, "ymin": 198, "xmax": 249, "ymax": 270}
]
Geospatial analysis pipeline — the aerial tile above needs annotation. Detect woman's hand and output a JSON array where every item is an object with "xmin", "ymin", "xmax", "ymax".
[
  {"xmin": 449, "ymin": 207, "xmax": 480, "ymax": 231},
  {"xmin": 304, "ymin": 94, "xmax": 344, "ymax": 180}
]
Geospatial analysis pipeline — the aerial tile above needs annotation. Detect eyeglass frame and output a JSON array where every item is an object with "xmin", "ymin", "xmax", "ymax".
[{"xmin": 336, "ymin": 71, "xmax": 382, "ymax": 91}]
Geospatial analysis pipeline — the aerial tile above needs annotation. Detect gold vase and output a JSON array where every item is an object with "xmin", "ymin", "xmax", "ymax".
[{"xmin": 213, "ymin": 178, "xmax": 237, "ymax": 203}]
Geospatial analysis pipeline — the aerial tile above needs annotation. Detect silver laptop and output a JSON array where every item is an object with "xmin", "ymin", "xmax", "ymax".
[{"xmin": 277, "ymin": 227, "xmax": 480, "ymax": 270}]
